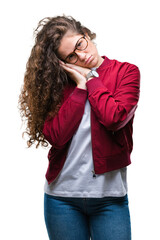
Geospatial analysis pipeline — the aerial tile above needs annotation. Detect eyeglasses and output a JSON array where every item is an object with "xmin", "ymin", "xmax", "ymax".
[{"xmin": 64, "ymin": 35, "xmax": 88, "ymax": 64}]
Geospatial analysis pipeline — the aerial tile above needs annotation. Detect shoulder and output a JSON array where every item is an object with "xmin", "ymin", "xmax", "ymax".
[{"xmin": 110, "ymin": 58, "xmax": 140, "ymax": 76}]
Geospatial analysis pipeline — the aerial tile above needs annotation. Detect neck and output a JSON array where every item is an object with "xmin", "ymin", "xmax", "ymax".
[{"xmin": 96, "ymin": 56, "xmax": 104, "ymax": 68}]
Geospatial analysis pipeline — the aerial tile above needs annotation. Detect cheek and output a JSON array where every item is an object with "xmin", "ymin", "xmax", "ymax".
[{"xmin": 89, "ymin": 43, "xmax": 98, "ymax": 55}]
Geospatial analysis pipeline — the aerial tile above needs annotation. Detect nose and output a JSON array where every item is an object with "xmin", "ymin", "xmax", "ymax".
[{"xmin": 75, "ymin": 51, "xmax": 86, "ymax": 61}]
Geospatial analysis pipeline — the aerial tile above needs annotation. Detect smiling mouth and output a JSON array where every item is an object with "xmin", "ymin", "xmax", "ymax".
[{"xmin": 85, "ymin": 55, "xmax": 93, "ymax": 64}]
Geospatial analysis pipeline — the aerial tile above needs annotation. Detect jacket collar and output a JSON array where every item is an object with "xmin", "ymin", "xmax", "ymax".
[{"xmin": 97, "ymin": 56, "xmax": 112, "ymax": 71}]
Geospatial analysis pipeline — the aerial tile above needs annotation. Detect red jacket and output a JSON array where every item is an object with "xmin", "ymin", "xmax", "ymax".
[{"xmin": 42, "ymin": 56, "xmax": 140, "ymax": 184}]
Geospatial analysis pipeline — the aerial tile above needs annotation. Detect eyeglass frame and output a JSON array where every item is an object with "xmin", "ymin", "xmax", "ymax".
[{"xmin": 63, "ymin": 35, "xmax": 88, "ymax": 64}]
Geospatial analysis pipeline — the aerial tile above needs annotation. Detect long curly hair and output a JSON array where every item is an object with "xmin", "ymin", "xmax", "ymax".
[{"xmin": 18, "ymin": 15, "xmax": 96, "ymax": 148}]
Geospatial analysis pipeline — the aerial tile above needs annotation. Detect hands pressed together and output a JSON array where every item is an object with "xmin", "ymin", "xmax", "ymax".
[{"xmin": 59, "ymin": 61, "xmax": 91, "ymax": 90}]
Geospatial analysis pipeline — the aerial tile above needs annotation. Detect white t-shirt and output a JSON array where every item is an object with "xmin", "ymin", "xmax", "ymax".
[{"xmin": 44, "ymin": 100, "xmax": 127, "ymax": 198}]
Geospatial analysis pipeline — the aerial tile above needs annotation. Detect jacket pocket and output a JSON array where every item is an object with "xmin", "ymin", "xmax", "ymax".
[{"xmin": 111, "ymin": 129, "xmax": 126, "ymax": 148}]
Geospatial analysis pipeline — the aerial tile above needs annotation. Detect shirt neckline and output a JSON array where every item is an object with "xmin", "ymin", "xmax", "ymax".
[{"xmin": 97, "ymin": 56, "xmax": 112, "ymax": 71}]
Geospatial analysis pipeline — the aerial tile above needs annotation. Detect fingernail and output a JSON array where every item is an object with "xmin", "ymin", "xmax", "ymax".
[{"xmin": 59, "ymin": 60, "xmax": 64, "ymax": 65}]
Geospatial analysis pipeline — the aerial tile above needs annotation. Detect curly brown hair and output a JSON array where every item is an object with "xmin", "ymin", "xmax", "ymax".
[{"xmin": 18, "ymin": 15, "xmax": 96, "ymax": 148}]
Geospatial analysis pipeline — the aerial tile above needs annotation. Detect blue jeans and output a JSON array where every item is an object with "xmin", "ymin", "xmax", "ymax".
[{"xmin": 44, "ymin": 193, "xmax": 131, "ymax": 240}]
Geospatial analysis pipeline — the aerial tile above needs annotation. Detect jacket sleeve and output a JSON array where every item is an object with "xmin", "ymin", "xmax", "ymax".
[
  {"xmin": 42, "ymin": 87, "xmax": 87, "ymax": 148},
  {"xmin": 86, "ymin": 64, "xmax": 140, "ymax": 131}
]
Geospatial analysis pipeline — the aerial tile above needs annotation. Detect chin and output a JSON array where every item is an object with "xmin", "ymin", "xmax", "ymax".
[{"xmin": 88, "ymin": 57, "xmax": 99, "ymax": 68}]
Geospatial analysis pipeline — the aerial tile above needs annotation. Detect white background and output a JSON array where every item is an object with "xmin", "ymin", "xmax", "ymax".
[{"xmin": 0, "ymin": 0, "xmax": 160, "ymax": 239}]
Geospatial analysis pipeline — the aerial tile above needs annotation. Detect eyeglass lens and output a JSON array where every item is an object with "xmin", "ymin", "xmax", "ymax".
[{"xmin": 66, "ymin": 37, "xmax": 88, "ymax": 63}]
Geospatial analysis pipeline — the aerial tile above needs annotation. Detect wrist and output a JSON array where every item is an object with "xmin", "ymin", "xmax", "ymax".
[
  {"xmin": 77, "ymin": 82, "xmax": 87, "ymax": 90},
  {"xmin": 86, "ymin": 77, "xmax": 94, "ymax": 82},
  {"xmin": 86, "ymin": 69, "xmax": 99, "ymax": 80}
]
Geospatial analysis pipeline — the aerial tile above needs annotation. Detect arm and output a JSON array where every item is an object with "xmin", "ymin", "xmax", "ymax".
[
  {"xmin": 86, "ymin": 64, "xmax": 140, "ymax": 131},
  {"xmin": 42, "ymin": 87, "xmax": 87, "ymax": 148},
  {"xmin": 43, "ymin": 62, "xmax": 89, "ymax": 148}
]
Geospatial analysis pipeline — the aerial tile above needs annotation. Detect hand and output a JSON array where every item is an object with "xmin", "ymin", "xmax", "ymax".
[
  {"xmin": 60, "ymin": 61, "xmax": 90, "ymax": 89},
  {"xmin": 62, "ymin": 62, "xmax": 90, "ymax": 77}
]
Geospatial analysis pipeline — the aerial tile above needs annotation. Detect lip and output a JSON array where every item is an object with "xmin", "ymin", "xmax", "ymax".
[{"xmin": 85, "ymin": 55, "xmax": 93, "ymax": 65}]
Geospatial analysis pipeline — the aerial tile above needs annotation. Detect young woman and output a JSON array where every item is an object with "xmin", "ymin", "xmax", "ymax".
[{"xmin": 19, "ymin": 15, "xmax": 140, "ymax": 240}]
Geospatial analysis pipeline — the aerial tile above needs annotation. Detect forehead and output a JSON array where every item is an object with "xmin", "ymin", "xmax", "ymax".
[{"xmin": 58, "ymin": 31, "xmax": 82, "ymax": 59}]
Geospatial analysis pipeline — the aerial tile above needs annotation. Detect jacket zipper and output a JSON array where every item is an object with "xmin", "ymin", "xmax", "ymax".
[
  {"xmin": 90, "ymin": 108, "xmax": 97, "ymax": 178},
  {"xmin": 92, "ymin": 170, "xmax": 97, "ymax": 178}
]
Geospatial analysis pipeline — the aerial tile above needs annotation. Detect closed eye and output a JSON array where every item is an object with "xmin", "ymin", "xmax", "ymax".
[
  {"xmin": 68, "ymin": 53, "xmax": 76, "ymax": 60},
  {"xmin": 77, "ymin": 41, "xmax": 82, "ymax": 48}
]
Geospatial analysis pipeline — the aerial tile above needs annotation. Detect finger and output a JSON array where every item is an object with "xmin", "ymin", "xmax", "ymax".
[
  {"xmin": 60, "ymin": 64, "xmax": 74, "ymax": 73},
  {"xmin": 59, "ymin": 61, "xmax": 70, "ymax": 69},
  {"xmin": 59, "ymin": 60, "xmax": 65, "ymax": 65},
  {"xmin": 65, "ymin": 63, "xmax": 74, "ymax": 67},
  {"xmin": 64, "ymin": 63, "xmax": 79, "ymax": 70}
]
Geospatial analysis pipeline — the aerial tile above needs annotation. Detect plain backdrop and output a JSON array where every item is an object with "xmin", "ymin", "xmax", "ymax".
[{"xmin": 0, "ymin": 0, "xmax": 160, "ymax": 239}]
